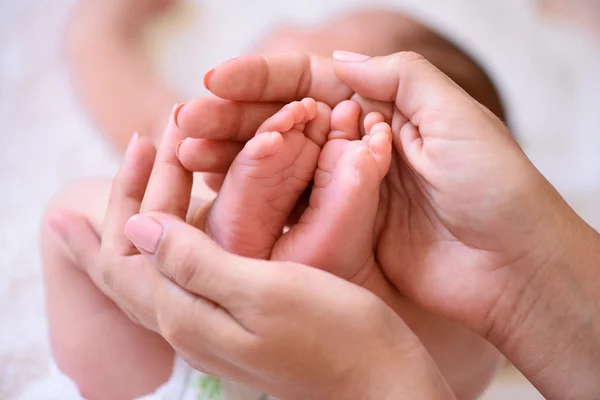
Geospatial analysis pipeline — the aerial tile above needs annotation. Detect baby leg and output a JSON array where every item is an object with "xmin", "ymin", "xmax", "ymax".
[
  {"xmin": 42, "ymin": 179, "xmax": 176, "ymax": 399},
  {"xmin": 65, "ymin": 0, "xmax": 178, "ymax": 151}
]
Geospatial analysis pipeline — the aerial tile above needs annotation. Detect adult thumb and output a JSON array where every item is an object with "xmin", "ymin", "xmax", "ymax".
[
  {"xmin": 332, "ymin": 51, "xmax": 495, "ymax": 140},
  {"xmin": 124, "ymin": 212, "xmax": 258, "ymax": 308}
]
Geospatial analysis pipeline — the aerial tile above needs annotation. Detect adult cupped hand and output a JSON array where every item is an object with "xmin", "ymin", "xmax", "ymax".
[
  {"xmin": 174, "ymin": 51, "xmax": 598, "ymax": 396},
  {"xmin": 174, "ymin": 51, "xmax": 560, "ymax": 335},
  {"xmin": 52, "ymin": 114, "xmax": 456, "ymax": 400}
]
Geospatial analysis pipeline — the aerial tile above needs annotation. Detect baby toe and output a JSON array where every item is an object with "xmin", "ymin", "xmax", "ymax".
[
  {"xmin": 329, "ymin": 100, "xmax": 361, "ymax": 141},
  {"xmin": 239, "ymin": 131, "xmax": 284, "ymax": 162},
  {"xmin": 300, "ymin": 98, "xmax": 318, "ymax": 121},
  {"xmin": 367, "ymin": 123, "xmax": 393, "ymax": 179},
  {"xmin": 257, "ymin": 101, "xmax": 306, "ymax": 134},
  {"xmin": 363, "ymin": 112, "xmax": 386, "ymax": 134},
  {"xmin": 304, "ymin": 102, "xmax": 332, "ymax": 147}
]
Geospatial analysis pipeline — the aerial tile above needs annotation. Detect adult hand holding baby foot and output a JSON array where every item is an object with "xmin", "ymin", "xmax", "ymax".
[
  {"xmin": 53, "ymin": 103, "xmax": 456, "ymax": 400},
  {"xmin": 177, "ymin": 55, "xmax": 503, "ymax": 400},
  {"xmin": 333, "ymin": 52, "xmax": 600, "ymax": 400},
  {"xmin": 176, "ymin": 51, "xmax": 600, "ymax": 399}
]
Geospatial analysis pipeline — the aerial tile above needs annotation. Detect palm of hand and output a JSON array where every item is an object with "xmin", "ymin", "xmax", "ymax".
[{"xmin": 369, "ymin": 103, "xmax": 551, "ymax": 333}]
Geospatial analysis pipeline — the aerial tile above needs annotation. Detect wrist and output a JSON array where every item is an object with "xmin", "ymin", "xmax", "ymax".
[{"xmin": 491, "ymin": 205, "xmax": 600, "ymax": 399}]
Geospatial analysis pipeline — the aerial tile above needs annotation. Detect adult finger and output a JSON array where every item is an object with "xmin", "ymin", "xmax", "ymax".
[
  {"xmin": 48, "ymin": 210, "xmax": 103, "ymax": 285},
  {"xmin": 141, "ymin": 105, "xmax": 193, "ymax": 219},
  {"xmin": 204, "ymin": 53, "xmax": 353, "ymax": 106},
  {"xmin": 153, "ymin": 275, "xmax": 252, "ymax": 362},
  {"xmin": 176, "ymin": 138, "xmax": 243, "ymax": 173},
  {"xmin": 204, "ymin": 173, "xmax": 226, "ymax": 193},
  {"xmin": 176, "ymin": 97, "xmax": 282, "ymax": 142},
  {"xmin": 102, "ymin": 133, "xmax": 156, "ymax": 255},
  {"xmin": 124, "ymin": 212, "xmax": 264, "ymax": 309},
  {"xmin": 333, "ymin": 51, "xmax": 497, "ymax": 140}
]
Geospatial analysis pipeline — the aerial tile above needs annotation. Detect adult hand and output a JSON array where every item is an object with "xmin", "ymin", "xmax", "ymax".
[
  {"xmin": 48, "ymin": 107, "xmax": 193, "ymax": 331},
  {"xmin": 174, "ymin": 52, "xmax": 600, "ymax": 399},
  {"xmin": 126, "ymin": 212, "xmax": 454, "ymax": 400},
  {"xmin": 52, "ymin": 115, "xmax": 455, "ymax": 400},
  {"xmin": 175, "ymin": 52, "xmax": 527, "ymax": 335}
]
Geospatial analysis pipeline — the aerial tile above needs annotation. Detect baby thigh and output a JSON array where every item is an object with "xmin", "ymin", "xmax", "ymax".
[{"xmin": 41, "ymin": 178, "xmax": 174, "ymax": 399}]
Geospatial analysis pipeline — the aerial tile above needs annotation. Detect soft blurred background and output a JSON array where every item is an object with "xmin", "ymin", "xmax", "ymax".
[{"xmin": 1, "ymin": 0, "xmax": 599, "ymax": 398}]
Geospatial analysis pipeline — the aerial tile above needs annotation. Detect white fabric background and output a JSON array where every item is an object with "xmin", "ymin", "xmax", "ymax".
[{"xmin": 1, "ymin": 0, "xmax": 599, "ymax": 398}]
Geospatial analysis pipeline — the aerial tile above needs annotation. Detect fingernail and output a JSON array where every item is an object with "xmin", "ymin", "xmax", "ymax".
[
  {"xmin": 175, "ymin": 139, "xmax": 185, "ymax": 161},
  {"xmin": 47, "ymin": 211, "xmax": 69, "ymax": 243},
  {"xmin": 333, "ymin": 50, "xmax": 371, "ymax": 63},
  {"xmin": 172, "ymin": 103, "xmax": 185, "ymax": 128},
  {"xmin": 124, "ymin": 215, "xmax": 164, "ymax": 254},
  {"xmin": 203, "ymin": 69, "xmax": 215, "ymax": 89},
  {"xmin": 125, "ymin": 132, "xmax": 139, "ymax": 158}
]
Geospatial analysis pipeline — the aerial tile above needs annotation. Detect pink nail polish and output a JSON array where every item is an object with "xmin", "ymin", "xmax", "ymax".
[
  {"xmin": 125, "ymin": 132, "xmax": 139, "ymax": 158},
  {"xmin": 333, "ymin": 50, "xmax": 371, "ymax": 63},
  {"xmin": 175, "ymin": 139, "xmax": 185, "ymax": 161},
  {"xmin": 203, "ymin": 69, "xmax": 215, "ymax": 89},
  {"xmin": 47, "ymin": 210, "xmax": 69, "ymax": 243},
  {"xmin": 124, "ymin": 215, "xmax": 164, "ymax": 254},
  {"xmin": 173, "ymin": 103, "xmax": 185, "ymax": 128}
]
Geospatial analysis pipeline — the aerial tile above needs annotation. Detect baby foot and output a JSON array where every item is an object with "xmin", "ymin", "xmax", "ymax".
[
  {"xmin": 272, "ymin": 101, "xmax": 393, "ymax": 282},
  {"xmin": 206, "ymin": 98, "xmax": 330, "ymax": 258}
]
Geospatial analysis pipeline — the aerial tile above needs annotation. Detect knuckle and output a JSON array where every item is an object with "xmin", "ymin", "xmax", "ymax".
[
  {"xmin": 159, "ymin": 235, "xmax": 199, "ymax": 288},
  {"xmin": 394, "ymin": 51, "xmax": 427, "ymax": 65},
  {"xmin": 101, "ymin": 261, "xmax": 116, "ymax": 291},
  {"xmin": 172, "ymin": 248, "xmax": 200, "ymax": 289}
]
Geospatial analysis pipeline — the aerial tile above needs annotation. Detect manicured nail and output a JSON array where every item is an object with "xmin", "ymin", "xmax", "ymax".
[
  {"xmin": 333, "ymin": 50, "xmax": 371, "ymax": 62},
  {"xmin": 172, "ymin": 103, "xmax": 185, "ymax": 128},
  {"xmin": 47, "ymin": 210, "xmax": 69, "ymax": 243},
  {"xmin": 203, "ymin": 69, "xmax": 215, "ymax": 89},
  {"xmin": 124, "ymin": 215, "xmax": 164, "ymax": 254},
  {"xmin": 175, "ymin": 139, "xmax": 185, "ymax": 161},
  {"xmin": 125, "ymin": 132, "xmax": 139, "ymax": 158}
]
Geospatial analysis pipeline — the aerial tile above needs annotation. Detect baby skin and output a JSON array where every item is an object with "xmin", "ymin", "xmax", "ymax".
[
  {"xmin": 43, "ymin": 100, "xmax": 498, "ymax": 400},
  {"xmin": 207, "ymin": 98, "xmax": 391, "ymax": 283}
]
